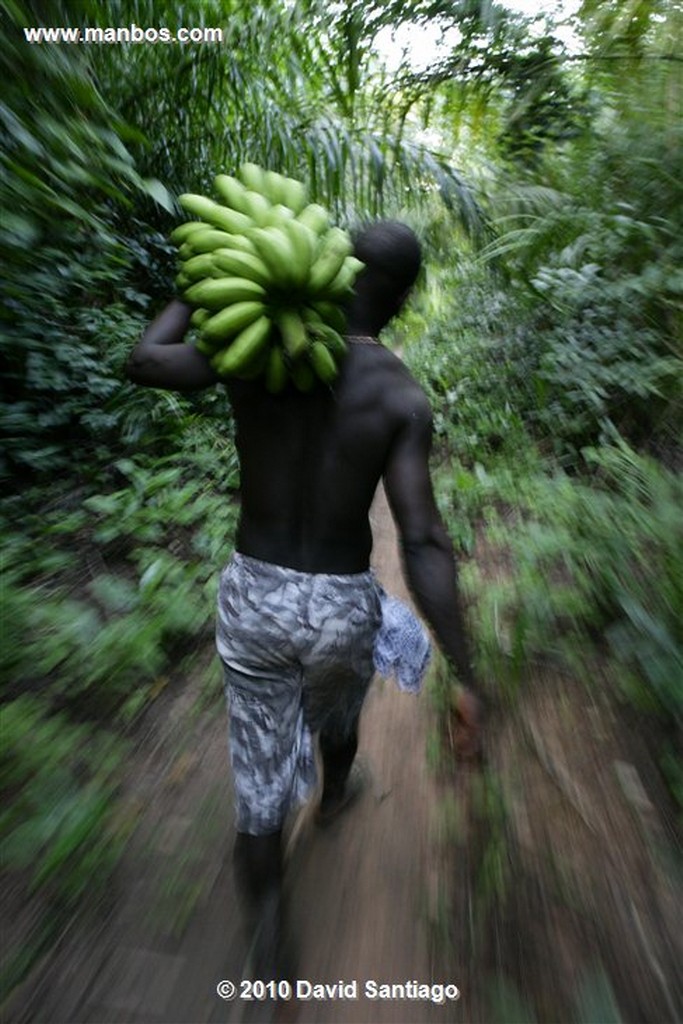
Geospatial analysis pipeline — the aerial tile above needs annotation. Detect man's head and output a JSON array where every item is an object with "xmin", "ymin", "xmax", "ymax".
[{"xmin": 347, "ymin": 221, "xmax": 422, "ymax": 335}]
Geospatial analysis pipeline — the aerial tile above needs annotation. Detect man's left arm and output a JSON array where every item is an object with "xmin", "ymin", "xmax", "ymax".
[{"xmin": 126, "ymin": 300, "xmax": 219, "ymax": 391}]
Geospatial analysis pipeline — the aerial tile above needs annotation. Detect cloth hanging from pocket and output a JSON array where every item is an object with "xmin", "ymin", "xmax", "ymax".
[{"xmin": 373, "ymin": 590, "xmax": 431, "ymax": 694}]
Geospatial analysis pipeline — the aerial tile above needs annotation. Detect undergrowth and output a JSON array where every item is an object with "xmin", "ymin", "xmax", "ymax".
[
  {"xmin": 432, "ymin": 437, "xmax": 683, "ymax": 814},
  {"xmin": 1, "ymin": 397, "xmax": 240, "ymax": 1000}
]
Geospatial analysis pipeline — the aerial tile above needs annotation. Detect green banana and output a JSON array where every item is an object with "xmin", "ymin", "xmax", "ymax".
[
  {"xmin": 309, "ymin": 341, "xmax": 339, "ymax": 385},
  {"xmin": 261, "ymin": 203, "xmax": 295, "ymax": 227},
  {"xmin": 171, "ymin": 220, "xmax": 207, "ymax": 245},
  {"xmin": 262, "ymin": 170, "xmax": 287, "ymax": 206},
  {"xmin": 238, "ymin": 162, "xmax": 266, "ymax": 193},
  {"xmin": 202, "ymin": 301, "xmax": 267, "ymax": 343},
  {"xmin": 308, "ymin": 228, "xmax": 353, "ymax": 294},
  {"xmin": 290, "ymin": 360, "xmax": 315, "ymax": 392},
  {"xmin": 309, "ymin": 300, "xmax": 347, "ymax": 334},
  {"xmin": 170, "ymin": 167, "xmax": 356, "ymax": 392},
  {"xmin": 236, "ymin": 345, "xmax": 270, "ymax": 381},
  {"xmin": 187, "ymin": 228, "xmax": 242, "ymax": 254},
  {"xmin": 249, "ymin": 227, "xmax": 297, "ymax": 287},
  {"xmin": 240, "ymin": 189, "xmax": 272, "ymax": 226},
  {"xmin": 277, "ymin": 309, "xmax": 308, "ymax": 359},
  {"xmin": 280, "ymin": 176, "xmax": 308, "ymax": 214},
  {"xmin": 301, "ymin": 305, "xmax": 323, "ymax": 326},
  {"xmin": 344, "ymin": 256, "xmax": 365, "ymax": 277},
  {"xmin": 196, "ymin": 331, "xmax": 224, "ymax": 355},
  {"xmin": 214, "ymin": 174, "xmax": 249, "ymax": 213},
  {"xmin": 190, "ymin": 307, "xmax": 211, "ymax": 329},
  {"xmin": 178, "ymin": 193, "xmax": 252, "ymax": 235},
  {"xmin": 175, "ymin": 271, "xmax": 190, "ymax": 291},
  {"xmin": 313, "ymin": 323, "xmax": 347, "ymax": 360},
  {"xmin": 185, "ymin": 277, "xmax": 267, "ymax": 310},
  {"xmin": 211, "ymin": 249, "xmax": 271, "ymax": 288},
  {"xmin": 282, "ymin": 218, "xmax": 315, "ymax": 289},
  {"xmin": 265, "ymin": 345, "xmax": 288, "ymax": 394},
  {"xmin": 178, "ymin": 193, "xmax": 218, "ymax": 222},
  {"xmin": 211, "ymin": 315, "xmax": 272, "ymax": 377},
  {"xmin": 296, "ymin": 203, "xmax": 330, "ymax": 235},
  {"xmin": 210, "ymin": 233, "xmax": 258, "ymax": 256},
  {"xmin": 319, "ymin": 259, "xmax": 358, "ymax": 301},
  {"xmin": 182, "ymin": 252, "xmax": 219, "ymax": 282}
]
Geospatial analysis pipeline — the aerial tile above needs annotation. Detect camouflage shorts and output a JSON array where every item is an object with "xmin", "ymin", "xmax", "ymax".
[{"xmin": 216, "ymin": 552, "xmax": 382, "ymax": 835}]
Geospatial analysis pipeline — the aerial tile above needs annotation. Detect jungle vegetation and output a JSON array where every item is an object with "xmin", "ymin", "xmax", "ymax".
[{"xmin": 1, "ymin": 0, "xmax": 681, "ymax": 1004}]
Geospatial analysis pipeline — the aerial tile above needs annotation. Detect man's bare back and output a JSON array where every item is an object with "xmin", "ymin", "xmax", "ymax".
[{"xmin": 229, "ymin": 342, "xmax": 429, "ymax": 574}]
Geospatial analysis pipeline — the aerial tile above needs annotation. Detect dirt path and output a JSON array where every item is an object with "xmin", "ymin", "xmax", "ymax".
[
  {"xmin": 284, "ymin": 485, "xmax": 454, "ymax": 1024},
  {"xmin": 441, "ymin": 534, "xmax": 683, "ymax": 1024},
  {"xmin": 8, "ymin": 488, "xmax": 681, "ymax": 1024},
  {"xmin": 7, "ymin": 486, "xmax": 455, "ymax": 1024}
]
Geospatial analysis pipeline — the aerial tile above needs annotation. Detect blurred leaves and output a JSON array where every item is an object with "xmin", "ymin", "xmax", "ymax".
[
  {"xmin": 0, "ymin": 0, "xmax": 161, "ymax": 478},
  {"xmin": 82, "ymin": 0, "xmax": 485, "ymax": 230},
  {"xmin": 0, "ymin": 696, "xmax": 128, "ymax": 999}
]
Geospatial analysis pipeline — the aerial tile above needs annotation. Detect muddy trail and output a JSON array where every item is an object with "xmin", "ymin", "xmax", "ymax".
[{"xmin": 5, "ymin": 489, "xmax": 682, "ymax": 1024}]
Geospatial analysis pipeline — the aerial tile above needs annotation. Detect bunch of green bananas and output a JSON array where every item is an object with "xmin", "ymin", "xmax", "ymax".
[{"xmin": 171, "ymin": 163, "xmax": 364, "ymax": 392}]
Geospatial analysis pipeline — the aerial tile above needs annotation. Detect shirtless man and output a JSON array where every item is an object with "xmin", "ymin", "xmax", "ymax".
[{"xmin": 126, "ymin": 220, "xmax": 482, "ymax": 976}]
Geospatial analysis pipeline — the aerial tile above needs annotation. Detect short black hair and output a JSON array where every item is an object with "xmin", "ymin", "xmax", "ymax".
[{"xmin": 353, "ymin": 221, "xmax": 422, "ymax": 295}]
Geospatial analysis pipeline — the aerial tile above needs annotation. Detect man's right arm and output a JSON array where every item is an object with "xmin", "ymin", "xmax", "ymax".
[
  {"xmin": 383, "ymin": 392, "xmax": 483, "ymax": 755},
  {"xmin": 125, "ymin": 300, "xmax": 219, "ymax": 392}
]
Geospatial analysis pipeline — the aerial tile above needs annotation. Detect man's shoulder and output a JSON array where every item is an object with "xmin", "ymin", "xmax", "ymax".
[
  {"xmin": 342, "ymin": 345, "xmax": 430, "ymax": 423},
  {"xmin": 353, "ymin": 343, "xmax": 428, "ymax": 396},
  {"xmin": 375, "ymin": 350, "xmax": 432, "ymax": 423}
]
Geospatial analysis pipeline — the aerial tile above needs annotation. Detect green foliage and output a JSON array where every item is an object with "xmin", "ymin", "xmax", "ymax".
[
  {"xmin": 0, "ymin": 429, "xmax": 239, "ymax": 990},
  {"xmin": 477, "ymin": 92, "xmax": 683, "ymax": 458},
  {"xmin": 2, "ymin": 449, "xmax": 239, "ymax": 717},
  {"xmin": 403, "ymin": 262, "xmax": 536, "ymax": 467},
  {"xmin": 441, "ymin": 440, "xmax": 682, "ymax": 771},
  {"xmin": 400, "ymin": 0, "xmax": 591, "ymax": 167},
  {"xmin": 0, "ymin": 1, "xmax": 173, "ymax": 477},
  {"xmin": 0, "ymin": 697, "xmax": 125, "ymax": 892},
  {"xmin": 508, "ymin": 206, "xmax": 680, "ymax": 455},
  {"xmin": 83, "ymin": 0, "xmax": 484, "ymax": 232},
  {"xmin": 1, "ymin": 1, "xmax": 142, "ymax": 241},
  {"xmin": 3, "ymin": 300, "xmax": 142, "ymax": 474},
  {"xmin": 0, "ymin": 696, "xmax": 128, "ymax": 999},
  {"xmin": 84, "ymin": 458, "xmax": 209, "ymax": 544}
]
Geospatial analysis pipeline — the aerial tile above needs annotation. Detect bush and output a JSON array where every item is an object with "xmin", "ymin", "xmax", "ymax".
[
  {"xmin": 403, "ymin": 262, "xmax": 537, "ymax": 465},
  {"xmin": 441, "ymin": 439, "xmax": 683, "ymax": 803},
  {"xmin": 0, "ymin": 1, "xmax": 173, "ymax": 478},
  {"xmin": 0, "ymin": 697, "xmax": 129, "ymax": 999}
]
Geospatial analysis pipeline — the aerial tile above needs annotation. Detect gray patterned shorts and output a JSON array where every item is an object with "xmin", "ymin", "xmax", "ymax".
[{"xmin": 216, "ymin": 552, "xmax": 382, "ymax": 835}]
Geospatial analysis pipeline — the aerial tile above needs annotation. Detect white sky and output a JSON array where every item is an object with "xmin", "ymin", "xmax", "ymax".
[{"xmin": 374, "ymin": 1, "xmax": 582, "ymax": 71}]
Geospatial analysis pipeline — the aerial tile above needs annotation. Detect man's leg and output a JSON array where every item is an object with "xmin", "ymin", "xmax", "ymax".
[
  {"xmin": 234, "ymin": 830, "xmax": 286, "ymax": 979},
  {"xmin": 315, "ymin": 706, "xmax": 372, "ymax": 827},
  {"xmin": 234, "ymin": 830, "xmax": 283, "ymax": 905},
  {"xmin": 306, "ymin": 573, "xmax": 382, "ymax": 821},
  {"xmin": 225, "ymin": 656, "xmax": 317, "ymax": 979},
  {"xmin": 319, "ymin": 718, "xmax": 359, "ymax": 807},
  {"xmin": 217, "ymin": 556, "xmax": 317, "ymax": 979}
]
